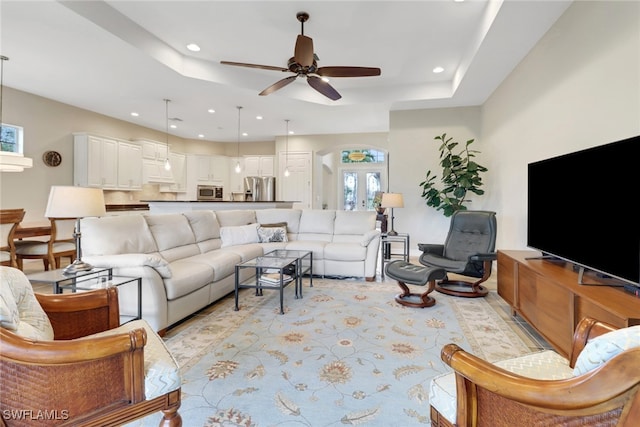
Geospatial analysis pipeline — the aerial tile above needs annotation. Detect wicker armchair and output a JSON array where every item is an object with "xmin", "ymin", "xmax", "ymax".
[
  {"xmin": 0, "ymin": 266, "xmax": 182, "ymax": 426},
  {"xmin": 430, "ymin": 317, "xmax": 640, "ymax": 427}
]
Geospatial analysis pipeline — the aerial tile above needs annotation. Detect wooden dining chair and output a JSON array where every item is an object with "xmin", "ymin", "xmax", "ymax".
[
  {"xmin": 15, "ymin": 217, "xmax": 76, "ymax": 271},
  {"xmin": 0, "ymin": 209, "xmax": 25, "ymax": 268}
]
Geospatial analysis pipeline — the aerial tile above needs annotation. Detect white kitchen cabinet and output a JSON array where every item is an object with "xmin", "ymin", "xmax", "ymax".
[
  {"xmin": 135, "ymin": 139, "xmax": 174, "ymax": 184},
  {"xmin": 74, "ymin": 133, "xmax": 118, "ymax": 189},
  {"xmin": 244, "ymin": 156, "xmax": 274, "ymax": 176},
  {"xmin": 159, "ymin": 152, "xmax": 187, "ymax": 193},
  {"xmin": 196, "ymin": 155, "xmax": 229, "ymax": 184},
  {"xmin": 117, "ymin": 141, "xmax": 142, "ymax": 190}
]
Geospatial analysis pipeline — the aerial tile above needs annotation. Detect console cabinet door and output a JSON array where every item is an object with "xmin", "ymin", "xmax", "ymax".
[{"xmin": 117, "ymin": 141, "xmax": 142, "ymax": 190}]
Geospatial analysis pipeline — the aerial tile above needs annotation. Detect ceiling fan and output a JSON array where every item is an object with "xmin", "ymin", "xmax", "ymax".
[{"xmin": 221, "ymin": 12, "xmax": 381, "ymax": 101}]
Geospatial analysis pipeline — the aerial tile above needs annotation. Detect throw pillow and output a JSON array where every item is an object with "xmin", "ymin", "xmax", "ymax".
[
  {"xmin": 220, "ymin": 223, "xmax": 260, "ymax": 247},
  {"xmin": 573, "ymin": 325, "xmax": 640, "ymax": 375},
  {"xmin": 257, "ymin": 225, "xmax": 288, "ymax": 243}
]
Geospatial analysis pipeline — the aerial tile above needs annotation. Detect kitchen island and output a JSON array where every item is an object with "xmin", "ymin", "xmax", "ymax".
[{"xmin": 144, "ymin": 200, "xmax": 297, "ymax": 214}]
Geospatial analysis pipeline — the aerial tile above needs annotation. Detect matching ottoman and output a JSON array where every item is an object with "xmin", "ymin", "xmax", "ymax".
[{"xmin": 385, "ymin": 260, "xmax": 446, "ymax": 308}]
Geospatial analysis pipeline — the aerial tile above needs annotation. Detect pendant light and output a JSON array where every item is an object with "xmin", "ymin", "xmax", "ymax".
[
  {"xmin": 163, "ymin": 98, "xmax": 171, "ymax": 171},
  {"xmin": 234, "ymin": 106, "xmax": 242, "ymax": 173},
  {"xmin": 0, "ymin": 55, "xmax": 33, "ymax": 172},
  {"xmin": 284, "ymin": 119, "xmax": 290, "ymax": 177}
]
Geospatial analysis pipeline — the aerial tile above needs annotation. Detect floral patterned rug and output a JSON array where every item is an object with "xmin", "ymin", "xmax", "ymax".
[{"xmin": 129, "ymin": 277, "xmax": 531, "ymax": 426}]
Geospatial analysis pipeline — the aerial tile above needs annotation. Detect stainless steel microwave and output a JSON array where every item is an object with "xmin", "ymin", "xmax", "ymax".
[{"xmin": 197, "ymin": 185, "xmax": 223, "ymax": 201}]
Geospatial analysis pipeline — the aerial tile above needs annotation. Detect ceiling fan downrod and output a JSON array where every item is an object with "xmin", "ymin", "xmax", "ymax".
[{"xmin": 297, "ymin": 12, "xmax": 309, "ymax": 35}]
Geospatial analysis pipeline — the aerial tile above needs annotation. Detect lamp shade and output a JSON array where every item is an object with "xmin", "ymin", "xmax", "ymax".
[
  {"xmin": 44, "ymin": 186, "xmax": 106, "ymax": 218},
  {"xmin": 381, "ymin": 192, "xmax": 404, "ymax": 208}
]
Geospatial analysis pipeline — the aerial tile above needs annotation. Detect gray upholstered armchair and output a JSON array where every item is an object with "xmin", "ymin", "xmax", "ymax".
[{"xmin": 418, "ymin": 210, "xmax": 497, "ymax": 298}]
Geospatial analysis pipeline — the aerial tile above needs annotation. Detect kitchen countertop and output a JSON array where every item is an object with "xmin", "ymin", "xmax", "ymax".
[{"xmin": 105, "ymin": 203, "xmax": 150, "ymax": 212}]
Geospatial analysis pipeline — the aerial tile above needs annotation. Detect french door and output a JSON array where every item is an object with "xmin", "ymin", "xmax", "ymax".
[{"xmin": 340, "ymin": 168, "xmax": 385, "ymax": 211}]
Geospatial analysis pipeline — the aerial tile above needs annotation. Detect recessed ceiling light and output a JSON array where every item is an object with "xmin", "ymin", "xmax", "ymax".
[
  {"xmin": 170, "ymin": 124, "xmax": 177, "ymax": 129},
  {"xmin": 256, "ymin": 115, "xmax": 263, "ymax": 120},
  {"xmin": 433, "ymin": 66, "xmax": 444, "ymax": 73},
  {"xmin": 130, "ymin": 112, "xmax": 139, "ymax": 117},
  {"xmin": 186, "ymin": 43, "xmax": 201, "ymax": 52},
  {"xmin": 198, "ymin": 134, "xmax": 205, "ymax": 138},
  {"xmin": 242, "ymin": 132, "xmax": 248, "ymax": 137},
  {"xmin": 289, "ymin": 130, "xmax": 295, "ymax": 135}
]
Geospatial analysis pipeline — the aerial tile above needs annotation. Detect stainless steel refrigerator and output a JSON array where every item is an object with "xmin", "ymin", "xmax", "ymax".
[{"xmin": 244, "ymin": 176, "xmax": 276, "ymax": 201}]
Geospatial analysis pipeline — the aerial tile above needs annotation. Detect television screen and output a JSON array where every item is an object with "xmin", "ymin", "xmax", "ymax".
[{"xmin": 527, "ymin": 135, "xmax": 640, "ymax": 286}]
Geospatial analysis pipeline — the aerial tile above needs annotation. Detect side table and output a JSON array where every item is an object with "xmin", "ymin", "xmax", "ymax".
[
  {"xmin": 27, "ymin": 268, "xmax": 142, "ymax": 325},
  {"xmin": 380, "ymin": 232, "xmax": 410, "ymax": 278}
]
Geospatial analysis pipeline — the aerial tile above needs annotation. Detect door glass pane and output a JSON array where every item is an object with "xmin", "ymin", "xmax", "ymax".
[
  {"xmin": 366, "ymin": 172, "xmax": 381, "ymax": 210},
  {"xmin": 343, "ymin": 172, "xmax": 357, "ymax": 210}
]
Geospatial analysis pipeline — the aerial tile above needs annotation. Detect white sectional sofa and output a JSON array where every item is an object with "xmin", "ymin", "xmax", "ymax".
[{"xmin": 80, "ymin": 209, "xmax": 380, "ymax": 333}]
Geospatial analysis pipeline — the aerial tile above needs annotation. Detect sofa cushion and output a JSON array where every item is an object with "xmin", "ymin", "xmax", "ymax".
[
  {"xmin": 218, "ymin": 243, "xmax": 264, "ymax": 262},
  {"xmin": 81, "ymin": 215, "xmax": 158, "ymax": 256},
  {"xmin": 145, "ymin": 213, "xmax": 196, "ymax": 251},
  {"xmin": 255, "ymin": 209, "xmax": 302, "ymax": 234},
  {"xmin": 163, "ymin": 260, "xmax": 214, "ymax": 300},
  {"xmin": 285, "ymin": 240, "xmax": 327, "ymax": 260},
  {"xmin": 333, "ymin": 210, "xmax": 376, "ymax": 236},
  {"xmin": 0, "ymin": 266, "xmax": 54, "ymax": 341},
  {"xmin": 257, "ymin": 225, "xmax": 288, "ymax": 243},
  {"xmin": 299, "ymin": 210, "xmax": 335, "ymax": 235},
  {"xmin": 185, "ymin": 251, "xmax": 242, "ymax": 282},
  {"xmin": 324, "ymin": 242, "xmax": 367, "ymax": 261},
  {"xmin": 573, "ymin": 325, "xmax": 640, "ymax": 376},
  {"xmin": 183, "ymin": 210, "xmax": 220, "ymax": 241},
  {"xmin": 220, "ymin": 223, "xmax": 260, "ymax": 248},
  {"xmin": 215, "ymin": 210, "xmax": 257, "ymax": 227}
]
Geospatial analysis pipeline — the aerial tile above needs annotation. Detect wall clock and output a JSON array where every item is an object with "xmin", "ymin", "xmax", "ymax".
[{"xmin": 43, "ymin": 150, "xmax": 62, "ymax": 167}]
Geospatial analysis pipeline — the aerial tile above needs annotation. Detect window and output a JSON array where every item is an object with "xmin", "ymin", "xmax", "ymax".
[
  {"xmin": 341, "ymin": 149, "xmax": 385, "ymax": 163},
  {"xmin": 1, "ymin": 123, "xmax": 24, "ymax": 154}
]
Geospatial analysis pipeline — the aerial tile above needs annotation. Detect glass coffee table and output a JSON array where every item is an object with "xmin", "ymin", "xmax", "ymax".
[{"xmin": 234, "ymin": 250, "xmax": 312, "ymax": 314}]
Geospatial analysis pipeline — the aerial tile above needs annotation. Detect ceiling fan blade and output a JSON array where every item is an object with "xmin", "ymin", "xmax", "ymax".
[
  {"xmin": 294, "ymin": 35, "xmax": 314, "ymax": 67},
  {"xmin": 259, "ymin": 75, "xmax": 297, "ymax": 96},
  {"xmin": 221, "ymin": 61, "xmax": 288, "ymax": 73},
  {"xmin": 307, "ymin": 75, "xmax": 341, "ymax": 101},
  {"xmin": 317, "ymin": 66, "xmax": 381, "ymax": 77}
]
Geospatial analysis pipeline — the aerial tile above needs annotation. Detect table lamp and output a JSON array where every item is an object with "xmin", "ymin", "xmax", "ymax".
[
  {"xmin": 381, "ymin": 192, "xmax": 404, "ymax": 236},
  {"xmin": 44, "ymin": 186, "xmax": 106, "ymax": 274}
]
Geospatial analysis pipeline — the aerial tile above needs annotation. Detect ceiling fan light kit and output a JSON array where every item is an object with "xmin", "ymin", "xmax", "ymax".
[{"xmin": 221, "ymin": 12, "xmax": 381, "ymax": 101}]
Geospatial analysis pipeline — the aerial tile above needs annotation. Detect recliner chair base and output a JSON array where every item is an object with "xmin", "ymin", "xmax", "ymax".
[{"xmin": 435, "ymin": 279, "xmax": 488, "ymax": 298}]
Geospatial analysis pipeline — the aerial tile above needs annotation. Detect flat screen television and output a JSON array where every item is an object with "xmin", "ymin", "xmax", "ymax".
[{"xmin": 527, "ymin": 135, "xmax": 640, "ymax": 286}]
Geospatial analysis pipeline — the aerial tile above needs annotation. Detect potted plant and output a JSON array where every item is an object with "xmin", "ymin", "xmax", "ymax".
[{"xmin": 419, "ymin": 133, "xmax": 488, "ymax": 217}]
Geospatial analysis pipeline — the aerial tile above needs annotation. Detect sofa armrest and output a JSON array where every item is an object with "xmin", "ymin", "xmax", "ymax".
[
  {"xmin": 569, "ymin": 317, "xmax": 618, "ymax": 368},
  {"xmin": 360, "ymin": 230, "xmax": 381, "ymax": 247},
  {"xmin": 83, "ymin": 253, "xmax": 172, "ymax": 279}
]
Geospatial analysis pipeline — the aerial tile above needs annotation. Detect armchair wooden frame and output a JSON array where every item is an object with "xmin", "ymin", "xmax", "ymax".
[
  {"xmin": 0, "ymin": 287, "xmax": 181, "ymax": 427},
  {"xmin": 430, "ymin": 317, "xmax": 640, "ymax": 427},
  {"xmin": 0, "ymin": 208, "xmax": 25, "ymax": 268}
]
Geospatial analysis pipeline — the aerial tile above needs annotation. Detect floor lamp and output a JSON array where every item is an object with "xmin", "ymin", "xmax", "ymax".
[
  {"xmin": 381, "ymin": 193, "xmax": 404, "ymax": 236},
  {"xmin": 44, "ymin": 186, "xmax": 106, "ymax": 275}
]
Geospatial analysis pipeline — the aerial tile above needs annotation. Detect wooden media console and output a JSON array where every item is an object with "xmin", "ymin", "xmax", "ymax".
[{"xmin": 497, "ymin": 250, "xmax": 640, "ymax": 358}]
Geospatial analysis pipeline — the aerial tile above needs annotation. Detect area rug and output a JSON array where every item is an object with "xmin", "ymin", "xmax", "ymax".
[{"xmin": 128, "ymin": 278, "xmax": 532, "ymax": 426}]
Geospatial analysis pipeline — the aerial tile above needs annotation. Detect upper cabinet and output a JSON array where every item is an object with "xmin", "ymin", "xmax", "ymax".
[
  {"xmin": 159, "ymin": 152, "xmax": 187, "ymax": 193},
  {"xmin": 135, "ymin": 139, "xmax": 175, "ymax": 184},
  {"xmin": 244, "ymin": 156, "xmax": 274, "ymax": 176},
  {"xmin": 73, "ymin": 133, "xmax": 134, "ymax": 190},
  {"xmin": 196, "ymin": 155, "xmax": 229, "ymax": 184},
  {"xmin": 117, "ymin": 141, "xmax": 143, "ymax": 190}
]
